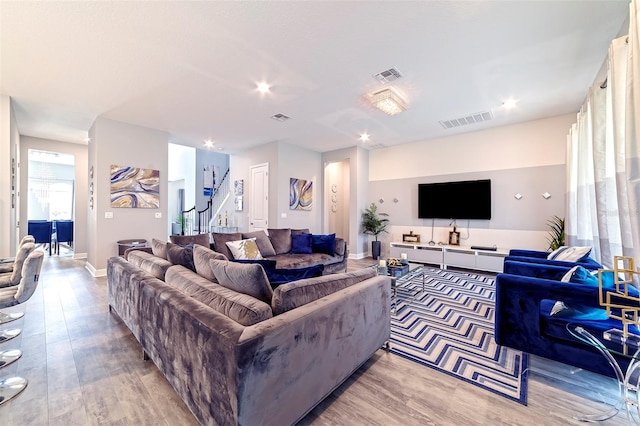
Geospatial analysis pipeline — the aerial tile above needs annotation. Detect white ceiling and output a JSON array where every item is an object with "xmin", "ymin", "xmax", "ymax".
[{"xmin": 0, "ymin": 1, "xmax": 630, "ymax": 154}]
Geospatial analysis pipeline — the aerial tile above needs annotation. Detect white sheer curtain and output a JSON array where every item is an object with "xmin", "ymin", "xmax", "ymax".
[{"xmin": 566, "ymin": 0, "xmax": 640, "ymax": 268}]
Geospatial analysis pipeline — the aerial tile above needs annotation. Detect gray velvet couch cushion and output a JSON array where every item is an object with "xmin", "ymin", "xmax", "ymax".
[
  {"xmin": 165, "ymin": 265, "xmax": 272, "ymax": 326},
  {"xmin": 267, "ymin": 228, "xmax": 291, "ymax": 255},
  {"xmin": 0, "ymin": 242, "xmax": 35, "ymax": 288},
  {"xmin": 241, "ymin": 230, "xmax": 276, "ymax": 257},
  {"xmin": 212, "ymin": 232, "xmax": 242, "ymax": 260},
  {"xmin": 272, "ymin": 267, "xmax": 376, "ymax": 315},
  {"xmin": 151, "ymin": 238, "xmax": 168, "ymax": 259},
  {"xmin": 169, "ymin": 233, "xmax": 211, "ymax": 248},
  {"xmin": 209, "ymin": 259, "xmax": 273, "ymax": 304},
  {"xmin": 193, "ymin": 244, "xmax": 227, "ymax": 282},
  {"xmin": 123, "ymin": 250, "xmax": 173, "ymax": 280}
]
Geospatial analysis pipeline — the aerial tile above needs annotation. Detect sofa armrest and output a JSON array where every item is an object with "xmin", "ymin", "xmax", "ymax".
[
  {"xmin": 495, "ymin": 273, "xmax": 604, "ymax": 348},
  {"xmin": 509, "ymin": 249, "xmax": 548, "ymax": 258},
  {"xmin": 124, "ymin": 246, "xmax": 153, "ymax": 260},
  {"xmin": 235, "ymin": 275, "xmax": 390, "ymax": 425},
  {"xmin": 334, "ymin": 237, "xmax": 347, "ymax": 257}
]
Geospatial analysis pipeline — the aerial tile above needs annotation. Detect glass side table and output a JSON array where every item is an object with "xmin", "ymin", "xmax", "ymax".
[
  {"xmin": 567, "ymin": 324, "xmax": 640, "ymax": 424},
  {"xmin": 374, "ymin": 262, "xmax": 425, "ymax": 313}
]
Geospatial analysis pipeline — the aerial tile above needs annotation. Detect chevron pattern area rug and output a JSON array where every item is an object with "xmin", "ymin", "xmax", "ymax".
[{"xmin": 390, "ymin": 268, "xmax": 529, "ymax": 405}]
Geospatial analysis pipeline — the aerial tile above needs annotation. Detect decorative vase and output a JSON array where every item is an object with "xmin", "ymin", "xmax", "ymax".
[{"xmin": 372, "ymin": 240, "xmax": 381, "ymax": 260}]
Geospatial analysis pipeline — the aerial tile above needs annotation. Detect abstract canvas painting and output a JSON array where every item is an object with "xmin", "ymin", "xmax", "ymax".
[
  {"xmin": 289, "ymin": 178, "xmax": 312, "ymax": 211},
  {"xmin": 110, "ymin": 165, "xmax": 160, "ymax": 208}
]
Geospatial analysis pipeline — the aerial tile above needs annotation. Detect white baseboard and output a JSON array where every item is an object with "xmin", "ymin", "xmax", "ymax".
[
  {"xmin": 85, "ymin": 262, "xmax": 106, "ymax": 277},
  {"xmin": 73, "ymin": 252, "xmax": 87, "ymax": 259},
  {"xmin": 349, "ymin": 252, "xmax": 368, "ymax": 260}
]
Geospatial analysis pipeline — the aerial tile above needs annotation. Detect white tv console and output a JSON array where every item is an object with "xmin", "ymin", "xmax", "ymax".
[{"xmin": 389, "ymin": 242, "xmax": 508, "ymax": 273}]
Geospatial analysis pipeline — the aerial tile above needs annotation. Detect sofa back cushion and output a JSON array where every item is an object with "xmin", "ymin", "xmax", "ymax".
[
  {"xmin": 210, "ymin": 259, "xmax": 274, "ymax": 304},
  {"xmin": 267, "ymin": 228, "xmax": 291, "ymax": 255},
  {"xmin": 127, "ymin": 250, "xmax": 173, "ymax": 280},
  {"xmin": 170, "ymin": 233, "xmax": 211, "ymax": 248},
  {"xmin": 242, "ymin": 230, "xmax": 276, "ymax": 257},
  {"xmin": 151, "ymin": 238, "xmax": 168, "ymax": 260},
  {"xmin": 193, "ymin": 245, "xmax": 227, "ymax": 282},
  {"xmin": 271, "ymin": 268, "xmax": 376, "ymax": 315},
  {"xmin": 165, "ymin": 265, "xmax": 272, "ymax": 326},
  {"xmin": 166, "ymin": 243, "xmax": 196, "ymax": 272},
  {"xmin": 212, "ymin": 232, "xmax": 242, "ymax": 260}
]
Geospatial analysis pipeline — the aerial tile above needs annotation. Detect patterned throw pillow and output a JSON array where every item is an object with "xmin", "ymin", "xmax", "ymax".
[
  {"xmin": 547, "ymin": 246, "xmax": 592, "ymax": 262},
  {"xmin": 226, "ymin": 238, "xmax": 263, "ymax": 260}
]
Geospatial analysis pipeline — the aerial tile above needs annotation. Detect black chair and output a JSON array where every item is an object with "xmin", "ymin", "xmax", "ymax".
[
  {"xmin": 27, "ymin": 221, "xmax": 52, "ymax": 255},
  {"xmin": 54, "ymin": 220, "xmax": 73, "ymax": 255}
]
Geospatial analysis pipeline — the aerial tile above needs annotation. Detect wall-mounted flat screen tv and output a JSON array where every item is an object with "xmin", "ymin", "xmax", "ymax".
[{"xmin": 418, "ymin": 179, "xmax": 491, "ymax": 220}]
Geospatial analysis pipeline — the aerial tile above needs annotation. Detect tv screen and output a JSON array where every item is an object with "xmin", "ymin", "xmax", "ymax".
[{"xmin": 418, "ymin": 179, "xmax": 491, "ymax": 220}]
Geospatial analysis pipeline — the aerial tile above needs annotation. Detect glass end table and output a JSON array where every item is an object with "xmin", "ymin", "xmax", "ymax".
[
  {"xmin": 374, "ymin": 262, "xmax": 425, "ymax": 313},
  {"xmin": 568, "ymin": 323, "xmax": 640, "ymax": 424}
]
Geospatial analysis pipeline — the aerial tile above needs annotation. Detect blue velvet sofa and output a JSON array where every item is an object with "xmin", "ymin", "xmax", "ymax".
[
  {"xmin": 495, "ymin": 259, "xmax": 638, "ymax": 378},
  {"xmin": 505, "ymin": 248, "xmax": 602, "ymax": 270}
]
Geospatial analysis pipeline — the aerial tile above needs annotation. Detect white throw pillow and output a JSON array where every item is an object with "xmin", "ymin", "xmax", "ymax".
[
  {"xmin": 225, "ymin": 238, "xmax": 263, "ymax": 260},
  {"xmin": 560, "ymin": 265, "xmax": 579, "ymax": 282},
  {"xmin": 547, "ymin": 246, "xmax": 592, "ymax": 262}
]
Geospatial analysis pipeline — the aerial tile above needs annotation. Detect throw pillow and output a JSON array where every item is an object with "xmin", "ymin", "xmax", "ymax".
[
  {"xmin": 550, "ymin": 301, "xmax": 609, "ymax": 320},
  {"xmin": 268, "ymin": 228, "xmax": 292, "ymax": 254},
  {"xmin": 267, "ymin": 264, "xmax": 325, "ymax": 287},
  {"xmin": 212, "ymin": 232, "xmax": 242, "ymax": 260},
  {"xmin": 242, "ymin": 230, "xmax": 276, "ymax": 257},
  {"xmin": 193, "ymin": 244, "xmax": 227, "ymax": 282},
  {"xmin": 166, "ymin": 243, "xmax": 196, "ymax": 272},
  {"xmin": 547, "ymin": 246, "xmax": 592, "ymax": 262},
  {"xmin": 151, "ymin": 238, "xmax": 168, "ymax": 260},
  {"xmin": 226, "ymin": 238, "xmax": 263, "ymax": 260},
  {"xmin": 291, "ymin": 233, "xmax": 313, "ymax": 254},
  {"xmin": 311, "ymin": 233, "xmax": 335, "ymax": 256},
  {"xmin": 209, "ymin": 259, "xmax": 274, "ymax": 304}
]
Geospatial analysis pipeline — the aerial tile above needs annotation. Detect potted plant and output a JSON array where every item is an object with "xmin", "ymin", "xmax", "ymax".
[
  {"xmin": 361, "ymin": 202, "xmax": 389, "ymax": 260},
  {"xmin": 546, "ymin": 215, "xmax": 565, "ymax": 251}
]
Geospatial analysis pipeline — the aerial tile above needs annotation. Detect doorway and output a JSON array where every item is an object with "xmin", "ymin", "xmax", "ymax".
[
  {"xmin": 27, "ymin": 149, "xmax": 75, "ymax": 256},
  {"xmin": 249, "ymin": 163, "xmax": 269, "ymax": 231}
]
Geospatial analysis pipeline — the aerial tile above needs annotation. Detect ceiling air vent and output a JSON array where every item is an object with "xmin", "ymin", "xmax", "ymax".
[
  {"xmin": 373, "ymin": 67, "xmax": 403, "ymax": 84},
  {"xmin": 366, "ymin": 144, "xmax": 386, "ymax": 150},
  {"xmin": 271, "ymin": 113, "xmax": 291, "ymax": 122},
  {"xmin": 439, "ymin": 110, "xmax": 494, "ymax": 129}
]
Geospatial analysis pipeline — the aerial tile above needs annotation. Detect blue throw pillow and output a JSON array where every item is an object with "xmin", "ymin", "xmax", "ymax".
[
  {"xmin": 550, "ymin": 301, "xmax": 610, "ymax": 320},
  {"xmin": 311, "ymin": 233, "xmax": 335, "ymax": 256},
  {"xmin": 267, "ymin": 264, "xmax": 325, "ymax": 287},
  {"xmin": 291, "ymin": 233, "xmax": 313, "ymax": 254}
]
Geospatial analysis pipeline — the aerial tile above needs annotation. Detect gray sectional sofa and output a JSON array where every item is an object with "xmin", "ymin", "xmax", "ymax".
[{"xmin": 107, "ymin": 243, "xmax": 391, "ymax": 425}]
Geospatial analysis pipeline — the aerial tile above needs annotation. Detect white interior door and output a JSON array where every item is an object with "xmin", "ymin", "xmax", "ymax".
[{"xmin": 250, "ymin": 163, "xmax": 269, "ymax": 231}]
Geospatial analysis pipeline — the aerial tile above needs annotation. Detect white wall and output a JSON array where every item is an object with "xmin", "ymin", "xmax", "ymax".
[
  {"xmin": 87, "ymin": 118, "xmax": 168, "ymax": 275},
  {"xmin": 19, "ymin": 136, "xmax": 89, "ymax": 257},
  {"xmin": 276, "ymin": 142, "xmax": 322, "ymax": 232},
  {"xmin": 368, "ymin": 114, "xmax": 575, "ymax": 253},
  {"xmin": 0, "ymin": 96, "xmax": 19, "ymax": 257}
]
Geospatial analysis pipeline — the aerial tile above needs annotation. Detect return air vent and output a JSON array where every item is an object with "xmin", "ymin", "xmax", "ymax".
[
  {"xmin": 366, "ymin": 143, "xmax": 386, "ymax": 150},
  {"xmin": 439, "ymin": 110, "xmax": 494, "ymax": 129},
  {"xmin": 373, "ymin": 67, "xmax": 403, "ymax": 84},
  {"xmin": 271, "ymin": 113, "xmax": 291, "ymax": 122}
]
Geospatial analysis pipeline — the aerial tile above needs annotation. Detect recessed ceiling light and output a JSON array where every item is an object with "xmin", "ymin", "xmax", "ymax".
[
  {"xmin": 257, "ymin": 82, "xmax": 270, "ymax": 94},
  {"xmin": 204, "ymin": 139, "xmax": 214, "ymax": 148},
  {"xmin": 502, "ymin": 98, "xmax": 518, "ymax": 109},
  {"xmin": 359, "ymin": 133, "xmax": 370, "ymax": 142}
]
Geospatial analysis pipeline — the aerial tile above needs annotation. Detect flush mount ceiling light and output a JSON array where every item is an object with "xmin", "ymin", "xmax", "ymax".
[
  {"xmin": 359, "ymin": 132, "xmax": 370, "ymax": 142},
  {"xmin": 369, "ymin": 87, "xmax": 407, "ymax": 116},
  {"xmin": 503, "ymin": 98, "xmax": 518, "ymax": 109},
  {"xmin": 203, "ymin": 139, "xmax": 215, "ymax": 148},
  {"xmin": 256, "ymin": 82, "xmax": 270, "ymax": 94}
]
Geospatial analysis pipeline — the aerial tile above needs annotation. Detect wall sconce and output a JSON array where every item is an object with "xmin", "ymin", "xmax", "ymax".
[
  {"xmin": 514, "ymin": 193, "xmax": 523, "ymax": 200},
  {"xmin": 542, "ymin": 192, "xmax": 551, "ymax": 199}
]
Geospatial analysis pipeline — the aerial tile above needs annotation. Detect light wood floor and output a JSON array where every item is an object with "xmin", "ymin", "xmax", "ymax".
[{"xmin": 0, "ymin": 254, "xmax": 630, "ymax": 425}]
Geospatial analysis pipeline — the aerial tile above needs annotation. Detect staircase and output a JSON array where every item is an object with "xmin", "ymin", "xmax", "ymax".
[{"xmin": 179, "ymin": 169, "xmax": 230, "ymax": 235}]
